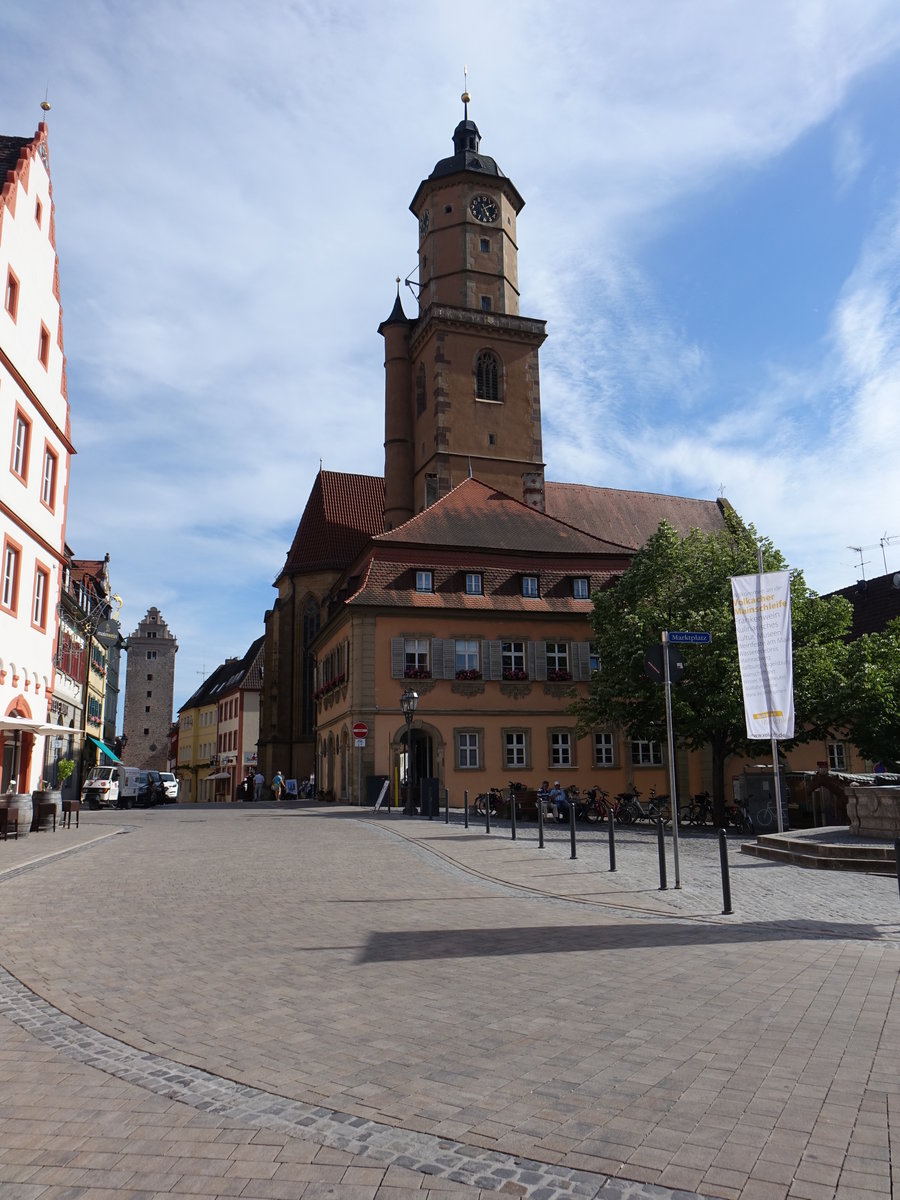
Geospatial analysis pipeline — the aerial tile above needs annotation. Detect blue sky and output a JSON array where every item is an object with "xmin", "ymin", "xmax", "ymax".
[{"xmin": 4, "ymin": 1, "xmax": 900, "ymax": 715}]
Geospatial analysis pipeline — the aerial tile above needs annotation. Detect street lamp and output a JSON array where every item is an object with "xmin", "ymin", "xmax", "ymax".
[{"xmin": 400, "ymin": 688, "xmax": 418, "ymax": 815}]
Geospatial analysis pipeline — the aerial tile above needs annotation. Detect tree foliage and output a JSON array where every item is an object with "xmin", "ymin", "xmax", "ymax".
[
  {"xmin": 840, "ymin": 618, "xmax": 900, "ymax": 769},
  {"xmin": 572, "ymin": 508, "xmax": 852, "ymax": 809}
]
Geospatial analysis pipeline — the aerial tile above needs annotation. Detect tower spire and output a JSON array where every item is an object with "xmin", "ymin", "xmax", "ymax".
[{"xmin": 462, "ymin": 65, "xmax": 470, "ymax": 120}]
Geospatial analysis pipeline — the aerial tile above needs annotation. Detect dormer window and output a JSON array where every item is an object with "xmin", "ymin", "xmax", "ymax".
[
  {"xmin": 522, "ymin": 575, "xmax": 539, "ymax": 598},
  {"xmin": 415, "ymin": 570, "xmax": 433, "ymax": 593},
  {"xmin": 465, "ymin": 572, "xmax": 483, "ymax": 596},
  {"xmin": 573, "ymin": 577, "xmax": 590, "ymax": 599}
]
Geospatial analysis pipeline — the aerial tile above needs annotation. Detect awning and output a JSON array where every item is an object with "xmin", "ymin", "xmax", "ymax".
[
  {"xmin": 0, "ymin": 715, "xmax": 42, "ymax": 733},
  {"xmin": 88, "ymin": 735, "xmax": 121, "ymax": 762},
  {"xmin": 205, "ymin": 771, "xmax": 231, "ymax": 781}
]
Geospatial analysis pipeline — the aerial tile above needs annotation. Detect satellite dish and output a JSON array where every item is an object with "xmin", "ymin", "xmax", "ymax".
[{"xmin": 893, "ymin": 574, "xmax": 900, "ymax": 590}]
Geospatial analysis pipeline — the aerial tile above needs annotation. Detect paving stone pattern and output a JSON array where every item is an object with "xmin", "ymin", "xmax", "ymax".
[{"xmin": 0, "ymin": 805, "xmax": 897, "ymax": 1199}]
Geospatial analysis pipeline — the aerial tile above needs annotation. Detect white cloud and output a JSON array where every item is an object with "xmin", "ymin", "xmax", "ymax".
[{"xmin": 5, "ymin": 0, "xmax": 900, "ymax": 707}]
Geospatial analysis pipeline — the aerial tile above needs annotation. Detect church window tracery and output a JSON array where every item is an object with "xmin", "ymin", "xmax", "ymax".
[{"xmin": 475, "ymin": 350, "xmax": 501, "ymax": 402}]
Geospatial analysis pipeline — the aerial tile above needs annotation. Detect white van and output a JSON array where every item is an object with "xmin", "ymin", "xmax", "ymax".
[
  {"xmin": 117, "ymin": 766, "xmax": 141, "ymax": 808},
  {"xmin": 81, "ymin": 765, "xmax": 119, "ymax": 809}
]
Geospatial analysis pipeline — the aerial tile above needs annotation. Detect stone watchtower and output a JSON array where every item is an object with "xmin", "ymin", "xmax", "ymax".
[{"xmin": 122, "ymin": 607, "xmax": 178, "ymax": 770}]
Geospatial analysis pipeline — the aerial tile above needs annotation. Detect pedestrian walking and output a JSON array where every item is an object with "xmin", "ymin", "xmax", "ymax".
[
  {"xmin": 253, "ymin": 770, "xmax": 264, "ymax": 801},
  {"xmin": 272, "ymin": 770, "xmax": 285, "ymax": 802}
]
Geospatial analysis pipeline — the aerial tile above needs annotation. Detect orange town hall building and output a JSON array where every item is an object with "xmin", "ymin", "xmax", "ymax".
[{"xmin": 258, "ymin": 106, "xmax": 729, "ymax": 804}]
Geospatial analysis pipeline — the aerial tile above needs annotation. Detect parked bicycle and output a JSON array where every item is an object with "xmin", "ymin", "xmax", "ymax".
[
  {"xmin": 679, "ymin": 790, "xmax": 713, "ymax": 827},
  {"xmin": 582, "ymin": 785, "xmax": 613, "ymax": 823},
  {"xmin": 616, "ymin": 786, "xmax": 671, "ymax": 826},
  {"xmin": 473, "ymin": 786, "xmax": 504, "ymax": 817}
]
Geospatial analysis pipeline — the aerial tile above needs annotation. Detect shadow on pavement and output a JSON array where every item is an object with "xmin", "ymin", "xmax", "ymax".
[{"xmin": 359, "ymin": 918, "xmax": 894, "ymax": 962}]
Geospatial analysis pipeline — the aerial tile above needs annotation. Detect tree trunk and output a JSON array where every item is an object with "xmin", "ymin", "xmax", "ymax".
[{"xmin": 711, "ymin": 739, "xmax": 729, "ymax": 828}]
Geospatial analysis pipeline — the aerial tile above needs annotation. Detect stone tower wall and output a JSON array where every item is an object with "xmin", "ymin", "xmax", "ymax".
[{"xmin": 122, "ymin": 607, "xmax": 178, "ymax": 770}]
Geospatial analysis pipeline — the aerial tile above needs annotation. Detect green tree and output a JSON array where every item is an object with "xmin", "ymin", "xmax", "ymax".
[
  {"xmin": 841, "ymin": 618, "xmax": 900, "ymax": 769},
  {"xmin": 572, "ymin": 509, "xmax": 852, "ymax": 817}
]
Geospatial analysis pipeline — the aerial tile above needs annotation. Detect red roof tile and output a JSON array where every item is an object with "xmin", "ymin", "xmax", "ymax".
[
  {"xmin": 283, "ymin": 470, "xmax": 384, "ymax": 576},
  {"xmin": 545, "ymin": 482, "xmax": 726, "ymax": 549},
  {"xmin": 346, "ymin": 560, "xmax": 619, "ymax": 611},
  {"xmin": 377, "ymin": 478, "xmax": 630, "ymax": 555}
]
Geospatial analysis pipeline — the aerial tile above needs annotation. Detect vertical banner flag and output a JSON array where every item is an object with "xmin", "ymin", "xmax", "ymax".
[{"xmin": 731, "ymin": 570, "xmax": 795, "ymax": 739}]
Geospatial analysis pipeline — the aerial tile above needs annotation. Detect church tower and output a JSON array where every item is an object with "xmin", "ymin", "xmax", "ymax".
[{"xmin": 381, "ymin": 95, "xmax": 547, "ymax": 529}]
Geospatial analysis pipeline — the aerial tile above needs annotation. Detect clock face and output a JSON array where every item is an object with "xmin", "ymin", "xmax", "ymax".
[
  {"xmin": 470, "ymin": 194, "xmax": 499, "ymax": 224},
  {"xmin": 419, "ymin": 209, "xmax": 430, "ymax": 237}
]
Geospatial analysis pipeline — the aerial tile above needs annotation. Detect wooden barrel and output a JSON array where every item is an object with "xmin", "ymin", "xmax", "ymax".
[
  {"xmin": 8, "ymin": 793, "xmax": 33, "ymax": 837},
  {"xmin": 31, "ymin": 790, "xmax": 62, "ymax": 831}
]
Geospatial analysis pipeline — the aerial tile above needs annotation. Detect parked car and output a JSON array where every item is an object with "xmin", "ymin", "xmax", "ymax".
[
  {"xmin": 81, "ymin": 766, "xmax": 119, "ymax": 809},
  {"xmin": 158, "ymin": 771, "xmax": 179, "ymax": 802},
  {"xmin": 136, "ymin": 770, "xmax": 164, "ymax": 807}
]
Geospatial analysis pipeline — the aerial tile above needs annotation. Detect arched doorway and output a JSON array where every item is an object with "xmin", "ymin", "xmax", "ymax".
[{"xmin": 393, "ymin": 722, "xmax": 442, "ymax": 809}]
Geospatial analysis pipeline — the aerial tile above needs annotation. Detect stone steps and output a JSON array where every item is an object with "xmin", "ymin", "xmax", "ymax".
[{"xmin": 741, "ymin": 832, "xmax": 898, "ymax": 876}]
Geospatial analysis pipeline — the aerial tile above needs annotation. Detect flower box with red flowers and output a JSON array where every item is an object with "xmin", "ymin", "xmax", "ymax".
[
  {"xmin": 404, "ymin": 667, "xmax": 431, "ymax": 679},
  {"xmin": 455, "ymin": 669, "xmax": 482, "ymax": 681},
  {"xmin": 502, "ymin": 667, "xmax": 528, "ymax": 681},
  {"xmin": 547, "ymin": 668, "xmax": 572, "ymax": 682}
]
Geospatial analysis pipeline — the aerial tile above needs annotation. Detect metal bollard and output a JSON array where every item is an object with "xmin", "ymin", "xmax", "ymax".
[
  {"xmin": 895, "ymin": 838, "xmax": 899, "ymax": 899},
  {"xmin": 464, "ymin": 789, "xmax": 469, "ymax": 829},
  {"xmin": 538, "ymin": 794, "xmax": 545, "ymax": 849},
  {"xmin": 607, "ymin": 809, "xmax": 616, "ymax": 872},
  {"xmin": 510, "ymin": 792, "xmax": 517, "ymax": 841},
  {"xmin": 485, "ymin": 793, "xmax": 491, "ymax": 835},
  {"xmin": 445, "ymin": 788, "xmax": 450, "ymax": 824},
  {"xmin": 656, "ymin": 817, "xmax": 667, "ymax": 890},
  {"xmin": 718, "ymin": 828, "xmax": 733, "ymax": 914},
  {"xmin": 569, "ymin": 797, "xmax": 577, "ymax": 860}
]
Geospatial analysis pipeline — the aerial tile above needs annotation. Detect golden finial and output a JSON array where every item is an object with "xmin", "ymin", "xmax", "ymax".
[
  {"xmin": 462, "ymin": 65, "xmax": 470, "ymax": 119},
  {"xmin": 41, "ymin": 86, "xmax": 51, "ymax": 114}
]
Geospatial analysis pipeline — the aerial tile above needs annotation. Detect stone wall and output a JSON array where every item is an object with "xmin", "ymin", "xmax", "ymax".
[{"xmin": 845, "ymin": 786, "xmax": 900, "ymax": 838}]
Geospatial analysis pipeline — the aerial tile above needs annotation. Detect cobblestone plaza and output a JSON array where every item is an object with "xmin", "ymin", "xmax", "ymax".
[{"xmin": 0, "ymin": 805, "xmax": 897, "ymax": 1199}]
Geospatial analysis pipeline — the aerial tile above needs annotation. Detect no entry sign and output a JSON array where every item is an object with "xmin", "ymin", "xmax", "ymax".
[{"xmin": 352, "ymin": 722, "xmax": 368, "ymax": 740}]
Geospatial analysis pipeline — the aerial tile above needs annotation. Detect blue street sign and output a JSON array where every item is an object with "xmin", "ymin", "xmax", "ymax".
[{"xmin": 667, "ymin": 631, "xmax": 712, "ymax": 644}]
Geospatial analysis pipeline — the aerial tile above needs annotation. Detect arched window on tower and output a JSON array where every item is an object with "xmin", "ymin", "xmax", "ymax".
[{"xmin": 475, "ymin": 350, "xmax": 501, "ymax": 402}]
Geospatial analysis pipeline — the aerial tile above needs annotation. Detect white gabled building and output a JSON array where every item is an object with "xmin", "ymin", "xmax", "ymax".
[{"xmin": 0, "ymin": 120, "xmax": 74, "ymax": 791}]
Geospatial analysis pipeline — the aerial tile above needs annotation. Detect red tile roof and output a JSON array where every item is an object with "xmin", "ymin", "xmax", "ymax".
[
  {"xmin": 345, "ymin": 560, "xmax": 618, "ymax": 612},
  {"xmin": 377, "ymin": 478, "xmax": 631, "ymax": 555},
  {"xmin": 283, "ymin": 471, "xmax": 384, "ymax": 576},
  {"xmin": 545, "ymin": 482, "xmax": 727, "ymax": 550}
]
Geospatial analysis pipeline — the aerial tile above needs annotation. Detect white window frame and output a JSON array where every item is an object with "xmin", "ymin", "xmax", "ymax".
[
  {"xmin": 404, "ymin": 638, "xmax": 429, "ymax": 672},
  {"xmin": 41, "ymin": 446, "xmax": 57, "ymax": 507},
  {"xmin": 573, "ymin": 577, "xmax": 589, "ymax": 599},
  {"xmin": 502, "ymin": 640, "xmax": 526, "ymax": 673},
  {"xmin": 827, "ymin": 742, "xmax": 847, "ymax": 771},
  {"xmin": 593, "ymin": 732, "xmax": 614, "ymax": 767},
  {"xmin": 551, "ymin": 731, "xmax": 572, "ymax": 767},
  {"xmin": 522, "ymin": 575, "xmax": 539, "ymax": 598},
  {"xmin": 546, "ymin": 642, "xmax": 569, "ymax": 673},
  {"xmin": 632, "ymin": 738, "xmax": 662, "ymax": 766},
  {"xmin": 12, "ymin": 414, "xmax": 29, "ymax": 478},
  {"xmin": 455, "ymin": 639, "xmax": 479, "ymax": 673},
  {"xmin": 458, "ymin": 731, "xmax": 480, "ymax": 769},
  {"xmin": 415, "ymin": 570, "xmax": 433, "ymax": 592},
  {"xmin": 2, "ymin": 544, "xmax": 19, "ymax": 611},
  {"xmin": 32, "ymin": 566, "xmax": 48, "ymax": 629},
  {"xmin": 505, "ymin": 731, "xmax": 527, "ymax": 769},
  {"xmin": 465, "ymin": 572, "xmax": 483, "ymax": 595}
]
